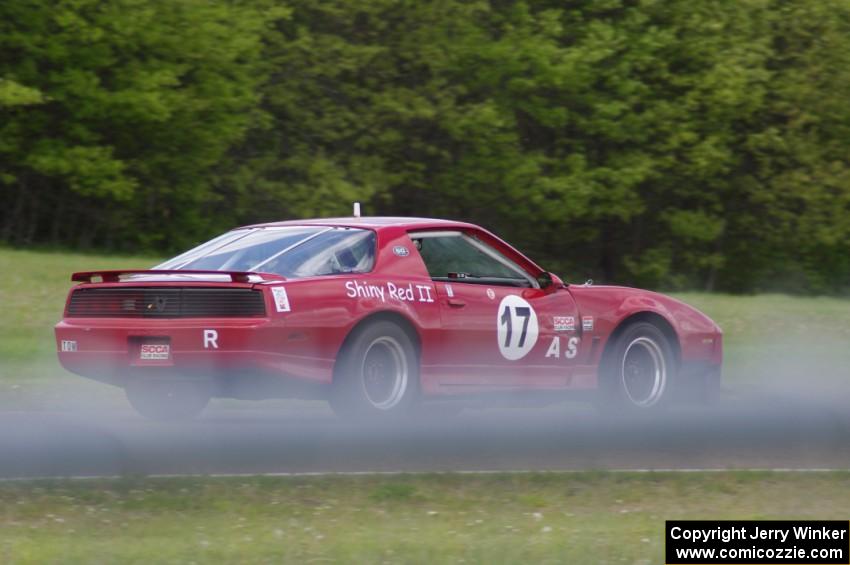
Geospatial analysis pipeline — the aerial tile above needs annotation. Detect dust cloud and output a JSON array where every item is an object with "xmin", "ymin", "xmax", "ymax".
[{"xmin": 0, "ymin": 339, "xmax": 848, "ymax": 479}]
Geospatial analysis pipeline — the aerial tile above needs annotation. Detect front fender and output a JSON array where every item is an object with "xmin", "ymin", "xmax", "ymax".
[{"xmin": 568, "ymin": 286, "xmax": 722, "ymax": 366}]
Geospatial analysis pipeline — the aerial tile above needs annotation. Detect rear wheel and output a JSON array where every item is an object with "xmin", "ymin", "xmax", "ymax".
[
  {"xmin": 330, "ymin": 321, "xmax": 419, "ymax": 419},
  {"xmin": 125, "ymin": 377, "xmax": 212, "ymax": 421},
  {"xmin": 598, "ymin": 322, "xmax": 675, "ymax": 413}
]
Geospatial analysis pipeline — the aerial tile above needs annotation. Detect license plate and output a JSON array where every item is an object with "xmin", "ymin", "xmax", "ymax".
[{"xmin": 140, "ymin": 343, "xmax": 170, "ymax": 360}]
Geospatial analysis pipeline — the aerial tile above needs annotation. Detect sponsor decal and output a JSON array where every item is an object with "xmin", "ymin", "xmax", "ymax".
[
  {"xmin": 497, "ymin": 295, "xmax": 539, "ymax": 360},
  {"xmin": 203, "ymin": 329, "xmax": 219, "ymax": 349},
  {"xmin": 486, "ymin": 288, "xmax": 496, "ymax": 300},
  {"xmin": 582, "ymin": 316, "xmax": 594, "ymax": 332},
  {"xmin": 445, "ymin": 283, "xmax": 454, "ymax": 298},
  {"xmin": 140, "ymin": 343, "xmax": 170, "ymax": 360},
  {"xmin": 60, "ymin": 340, "xmax": 77, "ymax": 352},
  {"xmin": 271, "ymin": 286, "xmax": 291, "ymax": 312},
  {"xmin": 345, "ymin": 280, "xmax": 435, "ymax": 303},
  {"xmin": 545, "ymin": 336, "xmax": 580, "ymax": 360},
  {"xmin": 392, "ymin": 246, "xmax": 410, "ymax": 257},
  {"xmin": 553, "ymin": 316, "xmax": 575, "ymax": 332}
]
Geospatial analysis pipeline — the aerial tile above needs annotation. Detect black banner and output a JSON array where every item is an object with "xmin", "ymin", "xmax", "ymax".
[{"xmin": 666, "ymin": 520, "xmax": 849, "ymax": 564}]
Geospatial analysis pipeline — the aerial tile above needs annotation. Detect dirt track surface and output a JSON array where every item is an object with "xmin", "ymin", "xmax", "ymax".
[{"xmin": 1, "ymin": 389, "xmax": 849, "ymax": 478}]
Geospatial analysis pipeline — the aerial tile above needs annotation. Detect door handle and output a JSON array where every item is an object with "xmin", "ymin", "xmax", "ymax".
[{"xmin": 447, "ymin": 298, "xmax": 467, "ymax": 308}]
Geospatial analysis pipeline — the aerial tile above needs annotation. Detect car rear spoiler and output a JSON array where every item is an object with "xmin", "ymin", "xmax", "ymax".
[{"xmin": 71, "ymin": 270, "xmax": 286, "ymax": 284}]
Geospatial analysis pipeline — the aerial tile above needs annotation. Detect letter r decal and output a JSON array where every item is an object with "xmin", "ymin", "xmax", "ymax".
[{"xmin": 203, "ymin": 329, "xmax": 219, "ymax": 349}]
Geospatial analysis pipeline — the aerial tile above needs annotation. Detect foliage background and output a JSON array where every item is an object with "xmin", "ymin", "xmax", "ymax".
[{"xmin": 2, "ymin": 0, "xmax": 849, "ymax": 293}]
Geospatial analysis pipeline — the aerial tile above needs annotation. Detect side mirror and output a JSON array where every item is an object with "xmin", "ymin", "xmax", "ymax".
[{"xmin": 537, "ymin": 272, "xmax": 566, "ymax": 290}]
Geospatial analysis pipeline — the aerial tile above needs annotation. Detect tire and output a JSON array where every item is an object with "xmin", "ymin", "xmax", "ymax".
[
  {"xmin": 125, "ymin": 377, "xmax": 212, "ymax": 421},
  {"xmin": 597, "ymin": 322, "xmax": 675, "ymax": 413},
  {"xmin": 329, "ymin": 321, "xmax": 419, "ymax": 419}
]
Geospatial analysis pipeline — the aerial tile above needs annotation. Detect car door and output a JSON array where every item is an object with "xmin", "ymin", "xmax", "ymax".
[{"xmin": 409, "ymin": 230, "xmax": 580, "ymax": 390}]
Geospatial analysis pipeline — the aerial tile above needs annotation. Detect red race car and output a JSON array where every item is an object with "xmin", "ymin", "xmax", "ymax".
[{"xmin": 55, "ymin": 215, "xmax": 722, "ymax": 420}]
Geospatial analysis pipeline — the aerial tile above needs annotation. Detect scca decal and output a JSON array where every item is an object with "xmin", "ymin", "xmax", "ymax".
[
  {"xmin": 345, "ymin": 280, "xmax": 435, "ymax": 303},
  {"xmin": 140, "ymin": 344, "xmax": 170, "ymax": 360},
  {"xmin": 553, "ymin": 316, "xmax": 575, "ymax": 332}
]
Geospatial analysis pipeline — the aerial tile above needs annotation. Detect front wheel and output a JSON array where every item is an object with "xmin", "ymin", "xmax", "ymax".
[
  {"xmin": 329, "ymin": 321, "xmax": 419, "ymax": 419},
  {"xmin": 598, "ymin": 322, "xmax": 675, "ymax": 413}
]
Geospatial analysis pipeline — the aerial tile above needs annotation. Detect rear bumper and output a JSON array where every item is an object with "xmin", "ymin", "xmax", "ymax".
[{"xmin": 54, "ymin": 317, "xmax": 333, "ymax": 390}]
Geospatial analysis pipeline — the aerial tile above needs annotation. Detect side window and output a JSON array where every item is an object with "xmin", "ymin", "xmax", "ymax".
[{"xmin": 411, "ymin": 232, "xmax": 533, "ymax": 287}]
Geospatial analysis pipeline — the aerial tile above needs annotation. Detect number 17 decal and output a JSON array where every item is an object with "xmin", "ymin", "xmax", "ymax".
[{"xmin": 497, "ymin": 295, "xmax": 539, "ymax": 360}]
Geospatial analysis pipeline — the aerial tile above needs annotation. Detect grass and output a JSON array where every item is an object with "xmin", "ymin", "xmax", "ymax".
[
  {"xmin": 0, "ymin": 248, "xmax": 162, "ymax": 408},
  {"xmin": 2, "ymin": 248, "xmax": 850, "ymax": 562},
  {"xmin": 2, "ymin": 471, "xmax": 849, "ymax": 564},
  {"xmin": 672, "ymin": 292, "xmax": 850, "ymax": 394},
  {"xmin": 4, "ymin": 246, "xmax": 850, "ymax": 388},
  {"xmin": 0, "ymin": 249, "xmax": 160, "ymax": 399},
  {"xmin": 3, "ymin": 247, "xmax": 850, "ymax": 406}
]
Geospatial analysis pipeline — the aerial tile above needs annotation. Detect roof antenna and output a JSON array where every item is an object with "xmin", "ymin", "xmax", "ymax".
[{"xmin": 353, "ymin": 202, "xmax": 361, "ymax": 218}]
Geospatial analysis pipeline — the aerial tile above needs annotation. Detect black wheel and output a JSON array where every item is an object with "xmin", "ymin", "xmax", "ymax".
[
  {"xmin": 329, "ymin": 321, "xmax": 419, "ymax": 419},
  {"xmin": 598, "ymin": 322, "xmax": 675, "ymax": 412},
  {"xmin": 125, "ymin": 377, "xmax": 212, "ymax": 421}
]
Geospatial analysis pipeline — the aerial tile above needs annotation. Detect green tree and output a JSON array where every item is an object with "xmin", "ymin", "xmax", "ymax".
[
  {"xmin": 3, "ymin": 0, "xmax": 850, "ymax": 294},
  {"xmin": 0, "ymin": 0, "xmax": 273, "ymax": 249}
]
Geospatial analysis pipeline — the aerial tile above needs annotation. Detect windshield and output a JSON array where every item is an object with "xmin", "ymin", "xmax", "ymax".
[{"xmin": 156, "ymin": 226, "xmax": 376, "ymax": 278}]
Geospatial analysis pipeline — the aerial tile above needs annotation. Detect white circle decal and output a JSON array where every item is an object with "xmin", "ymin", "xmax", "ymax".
[{"xmin": 496, "ymin": 295, "xmax": 539, "ymax": 360}]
